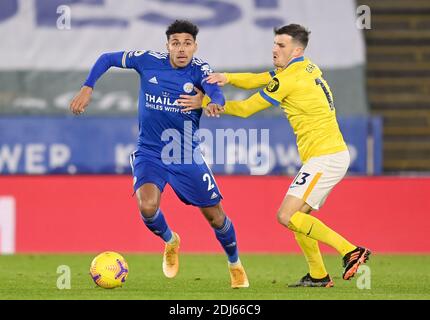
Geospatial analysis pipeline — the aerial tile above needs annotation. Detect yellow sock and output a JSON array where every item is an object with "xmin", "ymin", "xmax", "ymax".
[
  {"xmin": 294, "ymin": 232, "xmax": 328, "ymax": 279},
  {"xmin": 288, "ymin": 211, "xmax": 356, "ymax": 257}
]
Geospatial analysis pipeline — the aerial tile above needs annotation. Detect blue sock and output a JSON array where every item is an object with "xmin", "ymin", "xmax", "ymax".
[
  {"xmin": 214, "ymin": 216, "xmax": 239, "ymax": 264},
  {"xmin": 141, "ymin": 208, "xmax": 173, "ymax": 242}
]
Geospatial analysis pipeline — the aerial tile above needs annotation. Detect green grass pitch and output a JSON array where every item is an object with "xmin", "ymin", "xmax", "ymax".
[{"xmin": 0, "ymin": 254, "xmax": 429, "ymax": 300}]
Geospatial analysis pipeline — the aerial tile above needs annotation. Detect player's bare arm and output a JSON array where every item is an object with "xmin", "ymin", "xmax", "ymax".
[
  {"xmin": 70, "ymin": 50, "xmax": 132, "ymax": 116},
  {"xmin": 70, "ymin": 85, "xmax": 93, "ymax": 115},
  {"xmin": 208, "ymin": 72, "xmax": 274, "ymax": 90},
  {"xmin": 205, "ymin": 73, "xmax": 228, "ymax": 86}
]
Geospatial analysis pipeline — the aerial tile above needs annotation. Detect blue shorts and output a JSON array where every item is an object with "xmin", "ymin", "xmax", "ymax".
[{"xmin": 130, "ymin": 149, "xmax": 223, "ymax": 207}]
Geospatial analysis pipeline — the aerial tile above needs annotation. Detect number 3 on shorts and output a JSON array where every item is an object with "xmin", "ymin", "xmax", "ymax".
[{"xmin": 292, "ymin": 171, "xmax": 311, "ymax": 186}]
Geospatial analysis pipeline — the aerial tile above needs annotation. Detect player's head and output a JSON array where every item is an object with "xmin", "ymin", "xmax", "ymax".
[
  {"xmin": 272, "ymin": 24, "xmax": 310, "ymax": 68},
  {"xmin": 166, "ymin": 20, "xmax": 199, "ymax": 68}
]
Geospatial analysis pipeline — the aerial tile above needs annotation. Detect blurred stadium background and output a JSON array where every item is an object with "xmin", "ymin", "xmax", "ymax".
[{"xmin": 0, "ymin": 0, "xmax": 429, "ymax": 263}]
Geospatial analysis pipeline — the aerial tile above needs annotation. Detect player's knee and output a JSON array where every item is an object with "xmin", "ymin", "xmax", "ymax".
[
  {"xmin": 208, "ymin": 214, "xmax": 225, "ymax": 228},
  {"xmin": 202, "ymin": 205, "xmax": 225, "ymax": 228},
  {"xmin": 276, "ymin": 209, "xmax": 291, "ymax": 227},
  {"xmin": 138, "ymin": 198, "xmax": 159, "ymax": 217}
]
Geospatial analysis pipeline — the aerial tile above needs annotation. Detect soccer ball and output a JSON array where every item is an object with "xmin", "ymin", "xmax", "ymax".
[{"xmin": 89, "ymin": 251, "xmax": 129, "ymax": 289}]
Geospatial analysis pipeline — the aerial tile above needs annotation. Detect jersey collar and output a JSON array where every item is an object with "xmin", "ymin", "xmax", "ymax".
[{"xmin": 286, "ymin": 56, "xmax": 305, "ymax": 68}]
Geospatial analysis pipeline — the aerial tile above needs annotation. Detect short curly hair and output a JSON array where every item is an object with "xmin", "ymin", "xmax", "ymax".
[{"xmin": 166, "ymin": 20, "xmax": 199, "ymax": 40}]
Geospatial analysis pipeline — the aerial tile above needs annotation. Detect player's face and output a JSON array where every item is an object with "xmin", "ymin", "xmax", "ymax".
[
  {"xmin": 167, "ymin": 33, "xmax": 197, "ymax": 68},
  {"xmin": 272, "ymin": 34, "xmax": 303, "ymax": 68}
]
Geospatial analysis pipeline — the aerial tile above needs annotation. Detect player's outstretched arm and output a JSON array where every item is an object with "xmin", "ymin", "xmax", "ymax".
[
  {"xmin": 201, "ymin": 78, "xmax": 226, "ymax": 118},
  {"xmin": 224, "ymin": 92, "xmax": 272, "ymax": 118},
  {"xmin": 206, "ymin": 72, "xmax": 274, "ymax": 90},
  {"xmin": 202, "ymin": 78, "xmax": 225, "ymax": 106},
  {"xmin": 178, "ymin": 89, "xmax": 272, "ymax": 118},
  {"xmin": 70, "ymin": 52, "xmax": 125, "ymax": 115},
  {"xmin": 82, "ymin": 52, "xmax": 124, "ymax": 88}
]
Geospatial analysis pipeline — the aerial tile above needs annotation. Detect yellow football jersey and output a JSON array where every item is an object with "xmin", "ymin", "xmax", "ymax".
[{"xmin": 223, "ymin": 56, "xmax": 347, "ymax": 163}]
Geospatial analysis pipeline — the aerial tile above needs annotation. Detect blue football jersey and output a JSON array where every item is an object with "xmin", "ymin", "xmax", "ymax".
[
  {"xmin": 120, "ymin": 50, "xmax": 219, "ymax": 160},
  {"xmin": 83, "ymin": 50, "xmax": 225, "ymax": 205}
]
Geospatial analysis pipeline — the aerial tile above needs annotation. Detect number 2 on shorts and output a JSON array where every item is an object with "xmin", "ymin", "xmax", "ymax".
[{"xmin": 203, "ymin": 173, "xmax": 215, "ymax": 191}]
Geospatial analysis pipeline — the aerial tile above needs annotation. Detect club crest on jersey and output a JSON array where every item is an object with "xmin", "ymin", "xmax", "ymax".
[
  {"xmin": 183, "ymin": 82, "xmax": 194, "ymax": 93},
  {"xmin": 266, "ymin": 77, "xmax": 280, "ymax": 93},
  {"xmin": 306, "ymin": 64, "xmax": 316, "ymax": 73}
]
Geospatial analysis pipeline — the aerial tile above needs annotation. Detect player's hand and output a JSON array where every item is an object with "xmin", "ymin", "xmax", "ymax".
[
  {"xmin": 178, "ymin": 87, "xmax": 204, "ymax": 112},
  {"xmin": 70, "ymin": 86, "xmax": 93, "ymax": 115},
  {"xmin": 205, "ymin": 103, "xmax": 225, "ymax": 118},
  {"xmin": 205, "ymin": 73, "xmax": 228, "ymax": 86}
]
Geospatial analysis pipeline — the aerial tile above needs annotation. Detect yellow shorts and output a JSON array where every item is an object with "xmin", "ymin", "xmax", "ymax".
[{"xmin": 286, "ymin": 150, "xmax": 350, "ymax": 210}]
